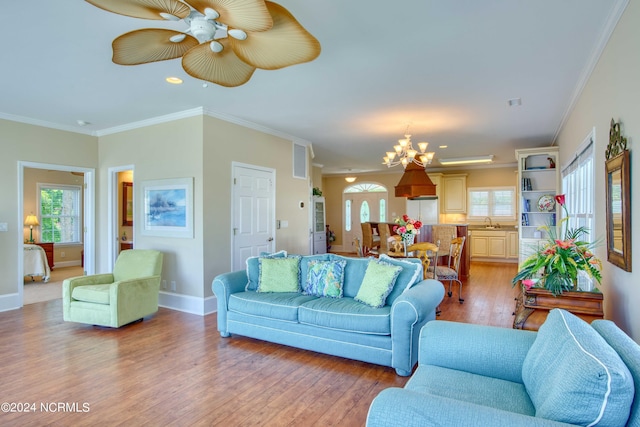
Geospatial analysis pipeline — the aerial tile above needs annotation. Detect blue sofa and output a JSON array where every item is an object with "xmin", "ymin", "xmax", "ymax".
[
  {"xmin": 212, "ymin": 253, "xmax": 445, "ymax": 376},
  {"xmin": 367, "ymin": 308, "xmax": 640, "ymax": 426}
]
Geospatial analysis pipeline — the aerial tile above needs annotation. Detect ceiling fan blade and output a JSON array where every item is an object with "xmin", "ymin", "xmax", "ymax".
[
  {"xmin": 186, "ymin": 0, "xmax": 273, "ymax": 32},
  {"xmin": 85, "ymin": 0, "xmax": 191, "ymax": 20},
  {"xmin": 112, "ymin": 29, "xmax": 199, "ymax": 65},
  {"xmin": 230, "ymin": 1, "xmax": 320, "ymax": 70},
  {"xmin": 182, "ymin": 40, "xmax": 256, "ymax": 87}
]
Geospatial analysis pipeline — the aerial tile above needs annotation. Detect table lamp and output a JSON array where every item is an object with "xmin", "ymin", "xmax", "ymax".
[{"xmin": 24, "ymin": 214, "xmax": 39, "ymax": 243}]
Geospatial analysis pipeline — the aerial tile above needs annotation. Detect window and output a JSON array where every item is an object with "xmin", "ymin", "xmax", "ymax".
[
  {"xmin": 360, "ymin": 201, "xmax": 370, "ymax": 222},
  {"xmin": 562, "ymin": 138, "xmax": 594, "ymax": 243},
  {"xmin": 379, "ymin": 199, "xmax": 386, "ymax": 222},
  {"xmin": 467, "ymin": 187, "xmax": 516, "ymax": 220},
  {"xmin": 345, "ymin": 200, "xmax": 351, "ymax": 231},
  {"xmin": 38, "ymin": 184, "xmax": 82, "ymax": 244}
]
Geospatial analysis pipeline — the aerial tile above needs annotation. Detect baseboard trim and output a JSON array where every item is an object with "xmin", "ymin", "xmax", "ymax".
[
  {"xmin": 54, "ymin": 260, "xmax": 82, "ymax": 268},
  {"xmin": 158, "ymin": 292, "xmax": 217, "ymax": 316},
  {"xmin": 0, "ymin": 293, "xmax": 20, "ymax": 312}
]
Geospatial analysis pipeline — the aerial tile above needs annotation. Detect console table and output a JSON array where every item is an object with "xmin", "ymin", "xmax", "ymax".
[
  {"xmin": 513, "ymin": 286, "xmax": 604, "ymax": 331},
  {"xmin": 34, "ymin": 242, "xmax": 54, "ymax": 270}
]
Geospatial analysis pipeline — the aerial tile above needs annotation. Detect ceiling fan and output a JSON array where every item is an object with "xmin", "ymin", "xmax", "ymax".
[{"xmin": 86, "ymin": 0, "xmax": 321, "ymax": 87}]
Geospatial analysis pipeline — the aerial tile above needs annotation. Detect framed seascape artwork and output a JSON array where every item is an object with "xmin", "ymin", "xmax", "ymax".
[{"xmin": 141, "ymin": 177, "xmax": 194, "ymax": 238}]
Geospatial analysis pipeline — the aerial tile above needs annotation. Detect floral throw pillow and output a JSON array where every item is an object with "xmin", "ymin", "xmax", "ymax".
[{"xmin": 303, "ymin": 260, "xmax": 347, "ymax": 298}]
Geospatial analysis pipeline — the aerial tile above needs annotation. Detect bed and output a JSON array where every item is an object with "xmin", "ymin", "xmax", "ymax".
[{"xmin": 24, "ymin": 244, "xmax": 51, "ymax": 282}]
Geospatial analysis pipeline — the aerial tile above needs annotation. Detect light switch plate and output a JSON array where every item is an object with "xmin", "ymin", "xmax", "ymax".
[{"xmin": 0, "ymin": 223, "xmax": 8, "ymax": 232}]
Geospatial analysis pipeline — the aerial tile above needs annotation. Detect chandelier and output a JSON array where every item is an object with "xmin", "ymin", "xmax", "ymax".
[{"xmin": 382, "ymin": 131, "xmax": 436, "ymax": 169}]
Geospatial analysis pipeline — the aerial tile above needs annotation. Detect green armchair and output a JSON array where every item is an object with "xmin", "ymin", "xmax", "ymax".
[{"xmin": 63, "ymin": 249, "xmax": 163, "ymax": 328}]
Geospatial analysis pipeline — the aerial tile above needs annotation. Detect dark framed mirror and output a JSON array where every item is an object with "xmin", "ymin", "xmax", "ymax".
[
  {"xmin": 605, "ymin": 150, "xmax": 631, "ymax": 271},
  {"xmin": 122, "ymin": 182, "xmax": 133, "ymax": 226}
]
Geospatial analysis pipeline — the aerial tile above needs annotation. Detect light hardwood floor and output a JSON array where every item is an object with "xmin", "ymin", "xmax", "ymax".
[{"xmin": 0, "ymin": 261, "xmax": 518, "ymax": 426}]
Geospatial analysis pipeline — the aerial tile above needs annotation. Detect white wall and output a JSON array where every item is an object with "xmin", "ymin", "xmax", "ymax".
[{"xmin": 556, "ymin": 1, "xmax": 639, "ymax": 340}]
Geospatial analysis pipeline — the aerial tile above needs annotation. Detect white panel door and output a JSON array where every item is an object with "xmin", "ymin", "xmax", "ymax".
[{"xmin": 232, "ymin": 164, "xmax": 275, "ymax": 271}]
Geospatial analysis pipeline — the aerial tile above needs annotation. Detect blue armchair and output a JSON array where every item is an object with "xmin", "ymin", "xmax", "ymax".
[{"xmin": 367, "ymin": 309, "xmax": 639, "ymax": 426}]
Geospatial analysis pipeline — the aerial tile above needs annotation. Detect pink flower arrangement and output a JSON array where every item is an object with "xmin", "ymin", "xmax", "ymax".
[
  {"xmin": 393, "ymin": 215, "xmax": 422, "ymax": 240},
  {"xmin": 513, "ymin": 195, "xmax": 602, "ymax": 295}
]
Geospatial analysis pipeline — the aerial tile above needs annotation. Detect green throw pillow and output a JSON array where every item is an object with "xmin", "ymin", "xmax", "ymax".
[
  {"xmin": 257, "ymin": 257, "xmax": 301, "ymax": 293},
  {"xmin": 355, "ymin": 260, "xmax": 402, "ymax": 308}
]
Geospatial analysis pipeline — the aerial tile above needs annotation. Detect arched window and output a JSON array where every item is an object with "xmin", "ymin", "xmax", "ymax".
[{"xmin": 344, "ymin": 183, "xmax": 387, "ymax": 193}]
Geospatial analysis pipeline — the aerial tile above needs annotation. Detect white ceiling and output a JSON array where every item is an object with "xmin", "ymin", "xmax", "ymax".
[{"xmin": 0, "ymin": 1, "xmax": 627, "ymax": 174}]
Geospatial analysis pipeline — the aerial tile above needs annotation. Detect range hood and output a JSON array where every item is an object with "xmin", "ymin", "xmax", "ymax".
[{"xmin": 394, "ymin": 161, "xmax": 438, "ymax": 199}]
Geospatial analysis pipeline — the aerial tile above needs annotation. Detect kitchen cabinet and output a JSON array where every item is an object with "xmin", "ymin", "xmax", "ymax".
[
  {"xmin": 470, "ymin": 229, "xmax": 518, "ymax": 262},
  {"xmin": 507, "ymin": 231, "xmax": 519, "ymax": 259},
  {"xmin": 516, "ymin": 147, "xmax": 559, "ymax": 264},
  {"xmin": 470, "ymin": 230, "xmax": 506, "ymax": 259},
  {"xmin": 442, "ymin": 174, "xmax": 467, "ymax": 213}
]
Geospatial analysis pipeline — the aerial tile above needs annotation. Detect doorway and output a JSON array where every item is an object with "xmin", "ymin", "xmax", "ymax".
[
  {"xmin": 342, "ymin": 183, "xmax": 389, "ymax": 252},
  {"xmin": 108, "ymin": 166, "xmax": 134, "ymax": 271},
  {"xmin": 231, "ymin": 162, "xmax": 276, "ymax": 271},
  {"xmin": 18, "ymin": 161, "xmax": 95, "ymax": 306}
]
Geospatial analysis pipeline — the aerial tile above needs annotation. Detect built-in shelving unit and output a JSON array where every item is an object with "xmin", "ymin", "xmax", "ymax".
[{"xmin": 516, "ymin": 147, "xmax": 560, "ymax": 264}]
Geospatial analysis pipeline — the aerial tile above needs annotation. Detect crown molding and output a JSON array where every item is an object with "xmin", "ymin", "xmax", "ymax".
[
  {"xmin": 0, "ymin": 112, "xmax": 95, "ymax": 136},
  {"xmin": 553, "ymin": 0, "xmax": 629, "ymax": 143}
]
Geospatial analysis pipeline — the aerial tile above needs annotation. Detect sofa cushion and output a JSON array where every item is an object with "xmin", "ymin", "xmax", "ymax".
[
  {"xmin": 299, "ymin": 297, "xmax": 391, "ymax": 335},
  {"xmin": 72, "ymin": 284, "xmax": 111, "ymax": 305},
  {"xmin": 245, "ymin": 250, "xmax": 288, "ymax": 291},
  {"xmin": 522, "ymin": 309, "xmax": 634, "ymax": 426},
  {"xmin": 355, "ymin": 259, "xmax": 402, "ymax": 308},
  {"xmin": 303, "ymin": 259, "xmax": 347, "ymax": 298},
  {"xmin": 258, "ymin": 256, "xmax": 301, "ymax": 293},
  {"xmin": 228, "ymin": 291, "xmax": 316, "ymax": 322},
  {"xmin": 377, "ymin": 254, "xmax": 423, "ymax": 304}
]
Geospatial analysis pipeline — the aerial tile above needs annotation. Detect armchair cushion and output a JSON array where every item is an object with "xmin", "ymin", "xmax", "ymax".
[
  {"xmin": 522, "ymin": 309, "xmax": 634, "ymax": 426},
  {"xmin": 71, "ymin": 284, "xmax": 111, "ymax": 305}
]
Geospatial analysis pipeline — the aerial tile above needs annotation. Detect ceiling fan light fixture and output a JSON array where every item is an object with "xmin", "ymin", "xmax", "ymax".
[
  {"xmin": 228, "ymin": 29, "xmax": 248, "ymax": 40},
  {"xmin": 170, "ymin": 34, "xmax": 186, "ymax": 43},
  {"xmin": 203, "ymin": 7, "xmax": 219, "ymax": 20},
  {"xmin": 190, "ymin": 17, "xmax": 217, "ymax": 42},
  {"xmin": 209, "ymin": 41, "xmax": 223, "ymax": 53}
]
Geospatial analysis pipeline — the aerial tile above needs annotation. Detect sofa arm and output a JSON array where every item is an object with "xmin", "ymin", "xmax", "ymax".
[
  {"xmin": 212, "ymin": 270, "xmax": 248, "ymax": 337},
  {"xmin": 367, "ymin": 388, "xmax": 573, "ymax": 427},
  {"xmin": 390, "ymin": 279, "xmax": 445, "ymax": 376},
  {"xmin": 419, "ymin": 321, "xmax": 537, "ymax": 384}
]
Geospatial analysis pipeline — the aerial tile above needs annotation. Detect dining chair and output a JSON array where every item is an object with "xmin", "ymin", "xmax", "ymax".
[
  {"xmin": 361, "ymin": 222, "xmax": 381, "ymax": 256},
  {"xmin": 432, "ymin": 225, "xmax": 457, "ymax": 264},
  {"xmin": 377, "ymin": 223, "xmax": 392, "ymax": 254},
  {"xmin": 406, "ymin": 242, "xmax": 439, "ymax": 280},
  {"xmin": 434, "ymin": 236, "xmax": 466, "ymax": 303}
]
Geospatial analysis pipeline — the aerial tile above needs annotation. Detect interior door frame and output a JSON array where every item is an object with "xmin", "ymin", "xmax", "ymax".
[
  {"xmin": 107, "ymin": 165, "xmax": 135, "ymax": 271},
  {"xmin": 17, "ymin": 161, "xmax": 96, "ymax": 305}
]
